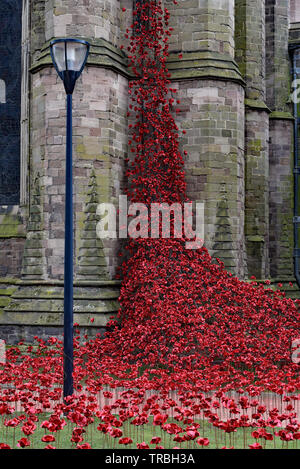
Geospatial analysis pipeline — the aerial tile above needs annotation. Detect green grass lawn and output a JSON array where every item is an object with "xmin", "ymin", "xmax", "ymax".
[{"xmin": 0, "ymin": 414, "xmax": 296, "ymax": 450}]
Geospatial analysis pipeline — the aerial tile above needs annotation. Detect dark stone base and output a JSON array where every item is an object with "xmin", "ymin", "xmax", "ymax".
[
  {"xmin": 0, "ymin": 324, "xmax": 106, "ymax": 346},
  {"xmin": 0, "ymin": 279, "xmax": 121, "ymax": 345}
]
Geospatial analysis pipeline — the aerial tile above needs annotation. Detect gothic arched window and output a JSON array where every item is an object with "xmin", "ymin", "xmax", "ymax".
[{"xmin": 0, "ymin": 0, "xmax": 22, "ymax": 205}]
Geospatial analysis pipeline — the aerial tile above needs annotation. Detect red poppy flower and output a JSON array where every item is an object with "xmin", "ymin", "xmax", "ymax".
[
  {"xmin": 153, "ymin": 414, "xmax": 168, "ymax": 426},
  {"xmin": 119, "ymin": 437, "xmax": 133, "ymax": 445},
  {"xmin": 41, "ymin": 435, "xmax": 55, "ymax": 443},
  {"xmin": 0, "ymin": 443, "xmax": 11, "ymax": 449},
  {"xmin": 76, "ymin": 443, "xmax": 92, "ymax": 449},
  {"xmin": 150, "ymin": 436, "xmax": 161, "ymax": 445},
  {"xmin": 249, "ymin": 443, "xmax": 263, "ymax": 449},
  {"xmin": 197, "ymin": 438, "xmax": 209, "ymax": 447},
  {"xmin": 17, "ymin": 438, "xmax": 31, "ymax": 448},
  {"xmin": 137, "ymin": 442, "xmax": 150, "ymax": 449}
]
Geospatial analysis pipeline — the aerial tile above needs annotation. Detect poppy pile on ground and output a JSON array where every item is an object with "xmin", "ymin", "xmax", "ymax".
[{"xmin": 0, "ymin": 1, "xmax": 299, "ymax": 449}]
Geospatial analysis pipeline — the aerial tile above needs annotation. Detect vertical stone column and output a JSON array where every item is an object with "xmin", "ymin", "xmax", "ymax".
[
  {"xmin": 166, "ymin": 0, "xmax": 246, "ymax": 277},
  {"xmin": 235, "ymin": 0, "xmax": 270, "ymax": 279},
  {"xmin": 266, "ymin": 0, "xmax": 295, "ymax": 282},
  {"xmin": 45, "ymin": 0, "xmax": 120, "ymax": 46},
  {"xmin": 0, "ymin": 0, "xmax": 128, "ymax": 343},
  {"xmin": 168, "ymin": 0, "xmax": 235, "ymax": 56},
  {"xmin": 29, "ymin": 0, "xmax": 128, "ymax": 281}
]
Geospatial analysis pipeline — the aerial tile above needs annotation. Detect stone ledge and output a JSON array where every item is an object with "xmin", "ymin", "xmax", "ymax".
[
  {"xmin": 30, "ymin": 39, "xmax": 245, "ymax": 85},
  {"xmin": 1, "ymin": 279, "xmax": 121, "ymax": 286},
  {"xmin": 289, "ymin": 27, "xmax": 300, "ymax": 44},
  {"xmin": 245, "ymin": 99, "xmax": 271, "ymax": 113},
  {"xmin": 0, "ymin": 311, "xmax": 113, "ymax": 327},
  {"xmin": 0, "ymin": 281, "xmax": 18, "ymax": 319},
  {"xmin": 0, "ymin": 324, "xmax": 105, "ymax": 345},
  {"xmin": 0, "ymin": 278, "xmax": 20, "ymax": 285},
  {"xmin": 11, "ymin": 286, "xmax": 119, "ymax": 300},
  {"xmin": 289, "ymin": 22, "xmax": 300, "ymax": 31},
  {"xmin": 244, "ymin": 278, "xmax": 300, "ymax": 299},
  {"xmin": 30, "ymin": 37, "xmax": 133, "ymax": 79},
  {"xmin": 269, "ymin": 111, "xmax": 294, "ymax": 121},
  {"xmin": 0, "ymin": 281, "xmax": 121, "ymax": 344},
  {"xmin": 5, "ymin": 299, "xmax": 119, "ymax": 313},
  {"xmin": 166, "ymin": 50, "xmax": 245, "ymax": 84}
]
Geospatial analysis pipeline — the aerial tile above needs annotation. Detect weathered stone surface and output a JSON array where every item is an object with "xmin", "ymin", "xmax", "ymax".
[
  {"xmin": 21, "ymin": 174, "xmax": 47, "ymax": 280},
  {"xmin": 0, "ymin": 281, "xmax": 120, "ymax": 344},
  {"xmin": 175, "ymin": 78, "xmax": 246, "ymax": 277},
  {"xmin": 212, "ymin": 185, "xmax": 236, "ymax": 272},
  {"xmin": 269, "ymin": 119, "xmax": 294, "ymax": 279},
  {"xmin": 1, "ymin": 0, "xmax": 300, "ymax": 345}
]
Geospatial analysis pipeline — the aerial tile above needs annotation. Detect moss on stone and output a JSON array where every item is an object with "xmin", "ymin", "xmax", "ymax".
[
  {"xmin": 0, "ymin": 278, "xmax": 19, "ymax": 285},
  {"xmin": 0, "ymin": 282, "xmax": 16, "ymax": 315},
  {"xmin": 247, "ymin": 235, "xmax": 265, "ymax": 242},
  {"xmin": 245, "ymin": 99, "xmax": 271, "ymax": 112},
  {"xmin": 0, "ymin": 287, "xmax": 18, "ymax": 296},
  {"xmin": 269, "ymin": 111, "xmax": 294, "ymax": 120},
  {"xmin": 0, "ymin": 215, "xmax": 26, "ymax": 238}
]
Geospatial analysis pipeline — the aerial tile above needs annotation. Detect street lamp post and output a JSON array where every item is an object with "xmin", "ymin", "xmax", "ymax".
[{"xmin": 50, "ymin": 38, "xmax": 90, "ymax": 399}]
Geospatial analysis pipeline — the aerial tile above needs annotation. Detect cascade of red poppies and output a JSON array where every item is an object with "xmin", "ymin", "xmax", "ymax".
[
  {"xmin": 91, "ymin": 0, "xmax": 300, "ymax": 389},
  {"xmin": 124, "ymin": 0, "xmax": 187, "ymax": 205},
  {"xmin": 1, "ymin": 1, "xmax": 300, "ymax": 451}
]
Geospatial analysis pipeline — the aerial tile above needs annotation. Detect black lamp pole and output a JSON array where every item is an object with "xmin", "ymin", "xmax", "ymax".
[
  {"xmin": 64, "ymin": 90, "xmax": 74, "ymax": 398},
  {"xmin": 50, "ymin": 38, "xmax": 90, "ymax": 399}
]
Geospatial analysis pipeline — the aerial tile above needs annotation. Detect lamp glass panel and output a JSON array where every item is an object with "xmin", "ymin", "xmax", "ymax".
[
  {"xmin": 52, "ymin": 43, "xmax": 66, "ymax": 72},
  {"xmin": 66, "ymin": 42, "xmax": 88, "ymax": 71}
]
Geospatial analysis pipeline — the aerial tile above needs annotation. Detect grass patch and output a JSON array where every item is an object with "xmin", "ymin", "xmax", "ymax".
[{"xmin": 0, "ymin": 414, "xmax": 296, "ymax": 450}]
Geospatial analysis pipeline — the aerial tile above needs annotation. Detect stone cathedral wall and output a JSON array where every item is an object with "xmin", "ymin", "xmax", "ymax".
[{"xmin": 0, "ymin": 0, "xmax": 299, "ymax": 343}]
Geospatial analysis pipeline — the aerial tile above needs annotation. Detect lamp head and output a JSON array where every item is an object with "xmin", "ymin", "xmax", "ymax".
[{"xmin": 50, "ymin": 38, "xmax": 90, "ymax": 94}]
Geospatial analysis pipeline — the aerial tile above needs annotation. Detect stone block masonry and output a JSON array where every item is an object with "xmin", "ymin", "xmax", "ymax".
[
  {"xmin": 269, "ymin": 119, "xmax": 294, "ymax": 279},
  {"xmin": 166, "ymin": 0, "xmax": 246, "ymax": 277},
  {"xmin": 0, "ymin": 0, "xmax": 300, "ymax": 343},
  {"xmin": 235, "ymin": 0, "xmax": 270, "ymax": 279},
  {"xmin": 266, "ymin": 0, "xmax": 295, "ymax": 281},
  {"xmin": 30, "ymin": 65, "xmax": 128, "ymax": 280},
  {"xmin": 175, "ymin": 79, "xmax": 246, "ymax": 276},
  {"xmin": 0, "ymin": 206, "xmax": 26, "ymax": 278}
]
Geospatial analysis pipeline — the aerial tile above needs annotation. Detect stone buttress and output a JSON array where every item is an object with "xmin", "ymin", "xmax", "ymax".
[
  {"xmin": 0, "ymin": 0, "xmax": 130, "ymax": 342},
  {"xmin": 266, "ymin": 0, "xmax": 296, "ymax": 295},
  {"xmin": 166, "ymin": 0, "xmax": 246, "ymax": 277},
  {"xmin": 235, "ymin": 0, "xmax": 270, "ymax": 280}
]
